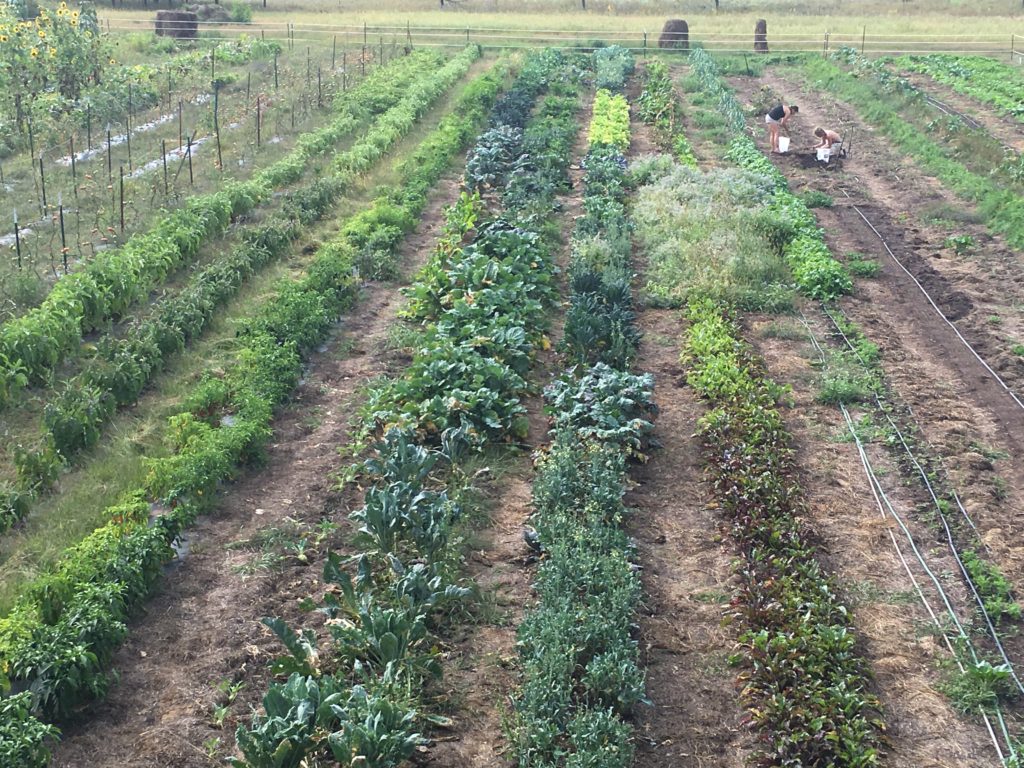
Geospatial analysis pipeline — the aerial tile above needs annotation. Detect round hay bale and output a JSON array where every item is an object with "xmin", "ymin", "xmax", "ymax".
[
  {"xmin": 659, "ymin": 19, "xmax": 689, "ymax": 50},
  {"xmin": 155, "ymin": 10, "xmax": 198, "ymax": 39},
  {"xmin": 754, "ymin": 19, "xmax": 769, "ymax": 53}
]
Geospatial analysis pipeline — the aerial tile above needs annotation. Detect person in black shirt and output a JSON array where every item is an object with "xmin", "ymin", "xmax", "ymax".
[{"xmin": 764, "ymin": 104, "xmax": 798, "ymax": 153}]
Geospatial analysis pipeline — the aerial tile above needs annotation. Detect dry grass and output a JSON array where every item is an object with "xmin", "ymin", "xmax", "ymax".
[{"xmin": 100, "ymin": 2, "xmax": 1024, "ymax": 41}]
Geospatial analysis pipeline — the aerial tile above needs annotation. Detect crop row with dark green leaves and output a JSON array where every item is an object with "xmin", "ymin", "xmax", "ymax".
[
  {"xmin": 889, "ymin": 54, "xmax": 1024, "ymax": 121},
  {"xmin": 801, "ymin": 49, "xmax": 1024, "ymax": 249},
  {"xmin": 232, "ymin": 49, "xmax": 584, "ymax": 768},
  {"xmin": 509, "ymin": 58, "xmax": 659, "ymax": 768},
  {"xmin": 561, "ymin": 87, "xmax": 639, "ymax": 371},
  {"xmin": 636, "ymin": 59, "xmax": 697, "ymax": 166},
  {"xmin": 0, "ymin": 48, "xmax": 448, "ymax": 409},
  {"xmin": 689, "ymin": 49, "xmax": 852, "ymax": 302},
  {"xmin": 683, "ymin": 296, "xmax": 882, "ymax": 767},
  {"xmin": 0, "ymin": 46, "xmax": 488, "ymax": 533},
  {"xmin": 0, "ymin": 46, "xmax": 497, "ymax": 767}
]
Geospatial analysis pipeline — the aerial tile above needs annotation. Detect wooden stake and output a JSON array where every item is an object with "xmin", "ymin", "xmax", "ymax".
[
  {"xmin": 59, "ymin": 196, "xmax": 67, "ymax": 274},
  {"xmin": 119, "ymin": 165, "xmax": 125, "ymax": 233},
  {"xmin": 38, "ymin": 155, "xmax": 47, "ymax": 213}
]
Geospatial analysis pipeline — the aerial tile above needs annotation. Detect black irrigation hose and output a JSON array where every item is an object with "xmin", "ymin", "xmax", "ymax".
[
  {"xmin": 839, "ymin": 188, "xmax": 1024, "ymax": 413},
  {"xmin": 923, "ymin": 93, "xmax": 985, "ymax": 131}
]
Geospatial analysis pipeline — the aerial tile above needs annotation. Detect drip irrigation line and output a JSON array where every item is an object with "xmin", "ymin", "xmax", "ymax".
[
  {"xmin": 838, "ymin": 188, "xmax": 1024, "ymax": 414},
  {"xmin": 818, "ymin": 306, "xmax": 1024, "ymax": 696},
  {"xmin": 800, "ymin": 313, "xmax": 1016, "ymax": 763},
  {"xmin": 820, "ymin": 307, "xmax": 982, "ymax": 538}
]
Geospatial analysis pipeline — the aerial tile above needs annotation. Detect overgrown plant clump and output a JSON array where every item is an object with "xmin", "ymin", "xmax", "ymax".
[
  {"xmin": 637, "ymin": 59, "xmax": 696, "ymax": 166},
  {"xmin": 230, "ymin": 49, "xmax": 586, "ymax": 768},
  {"xmin": 0, "ymin": 46, "xmax": 519, "ymax": 765},
  {"xmin": 683, "ymin": 297, "xmax": 883, "ymax": 767},
  {"xmin": 632, "ymin": 162, "xmax": 792, "ymax": 311}
]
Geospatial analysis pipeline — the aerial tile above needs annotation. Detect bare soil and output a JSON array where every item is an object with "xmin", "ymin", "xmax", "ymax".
[
  {"xmin": 729, "ymin": 71, "xmax": 1024, "ymax": 618},
  {"xmin": 50, "ymin": 172, "xmax": 465, "ymax": 768},
  {"xmin": 747, "ymin": 311, "xmax": 1001, "ymax": 768},
  {"xmin": 626, "ymin": 73, "xmax": 748, "ymax": 768}
]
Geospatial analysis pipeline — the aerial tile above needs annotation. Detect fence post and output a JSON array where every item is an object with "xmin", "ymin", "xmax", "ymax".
[
  {"xmin": 58, "ymin": 194, "xmax": 67, "ymax": 274},
  {"xmin": 119, "ymin": 165, "xmax": 125, "ymax": 233},
  {"xmin": 1012, "ymin": 33, "xmax": 1016, "ymax": 62},
  {"xmin": 643, "ymin": 31, "xmax": 647, "ymax": 58},
  {"xmin": 333, "ymin": 35, "xmax": 337, "ymax": 69},
  {"xmin": 13, "ymin": 210, "xmax": 21, "ymax": 269},
  {"xmin": 274, "ymin": 51, "xmax": 279, "ymax": 90},
  {"xmin": 162, "ymin": 139, "xmax": 168, "ymax": 195},
  {"xmin": 38, "ymin": 155, "xmax": 46, "ymax": 214},
  {"xmin": 187, "ymin": 136, "xmax": 193, "ymax": 185},
  {"xmin": 861, "ymin": 25, "xmax": 866, "ymax": 54},
  {"xmin": 69, "ymin": 137, "xmax": 77, "ymax": 198}
]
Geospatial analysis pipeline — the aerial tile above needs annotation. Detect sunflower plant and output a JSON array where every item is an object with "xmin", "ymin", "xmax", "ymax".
[{"xmin": 0, "ymin": 2, "xmax": 106, "ymax": 130}]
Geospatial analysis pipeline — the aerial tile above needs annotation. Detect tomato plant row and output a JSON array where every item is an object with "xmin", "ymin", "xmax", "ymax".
[
  {"xmin": 232, "ymin": 49, "xmax": 584, "ymax": 767},
  {"xmin": 0, "ymin": 46, "xmax": 487, "ymax": 534},
  {"xmin": 0, "ymin": 48, "xmax": 447, "ymax": 410},
  {"xmin": 0, "ymin": 45, "xmax": 492, "ymax": 768}
]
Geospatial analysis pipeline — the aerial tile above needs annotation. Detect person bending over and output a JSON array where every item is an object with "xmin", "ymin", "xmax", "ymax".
[
  {"xmin": 765, "ymin": 104, "xmax": 798, "ymax": 153},
  {"xmin": 813, "ymin": 126, "xmax": 841, "ymax": 149}
]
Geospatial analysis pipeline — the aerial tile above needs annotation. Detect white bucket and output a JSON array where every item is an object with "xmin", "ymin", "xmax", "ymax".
[
  {"xmin": 778, "ymin": 136, "xmax": 790, "ymax": 153},
  {"xmin": 816, "ymin": 147, "xmax": 831, "ymax": 162}
]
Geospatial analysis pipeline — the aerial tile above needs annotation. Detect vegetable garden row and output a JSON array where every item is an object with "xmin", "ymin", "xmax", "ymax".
[{"xmin": 5, "ymin": 30, "xmax": 1024, "ymax": 768}]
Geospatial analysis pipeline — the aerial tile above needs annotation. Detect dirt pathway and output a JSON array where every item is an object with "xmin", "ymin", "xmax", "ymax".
[
  {"xmin": 747, "ymin": 312, "xmax": 1001, "ymax": 768},
  {"xmin": 896, "ymin": 70, "xmax": 1024, "ymax": 155},
  {"xmin": 625, "ymin": 77, "xmax": 747, "ymax": 768},
  {"xmin": 50, "ymin": 172, "xmax": 465, "ymax": 768},
  {"xmin": 728, "ymin": 71, "xmax": 1024, "ymax": 605}
]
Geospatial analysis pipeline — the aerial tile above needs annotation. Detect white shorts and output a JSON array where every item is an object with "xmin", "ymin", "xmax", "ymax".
[{"xmin": 765, "ymin": 114, "xmax": 780, "ymax": 124}]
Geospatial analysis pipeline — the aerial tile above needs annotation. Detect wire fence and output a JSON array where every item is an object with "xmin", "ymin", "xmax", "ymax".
[{"xmin": 100, "ymin": 15, "xmax": 1024, "ymax": 58}]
